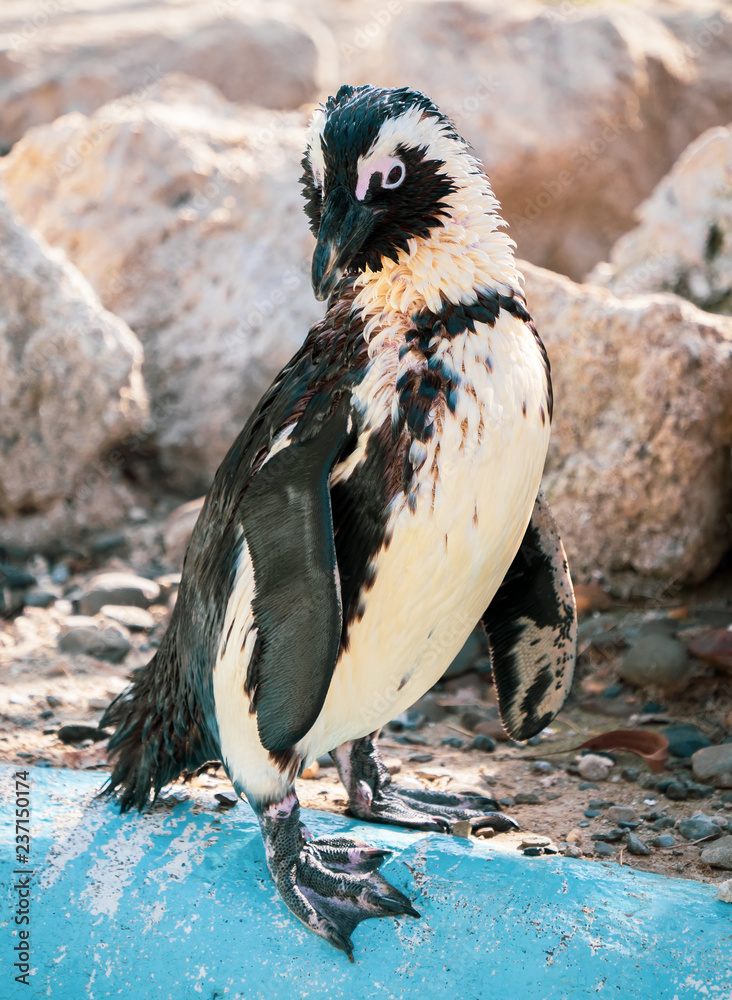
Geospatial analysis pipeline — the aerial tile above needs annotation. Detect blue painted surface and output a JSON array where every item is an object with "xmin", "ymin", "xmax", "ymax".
[{"xmin": 1, "ymin": 767, "xmax": 731, "ymax": 999}]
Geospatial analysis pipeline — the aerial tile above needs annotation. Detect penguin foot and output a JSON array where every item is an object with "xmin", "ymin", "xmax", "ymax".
[
  {"xmin": 256, "ymin": 791, "xmax": 419, "ymax": 960},
  {"xmin": 332, "ymin": 733, "xmax": 519, "ymax": 834}
]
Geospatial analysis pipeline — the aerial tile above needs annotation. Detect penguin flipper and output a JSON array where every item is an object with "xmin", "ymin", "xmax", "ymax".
[
  {"xmin": 481, "ymin": 490, "xmax": 577, "ymax": 741},
  {"xmin": 241, "ymin": 398, "xmax": 353, "ymax": 753}
]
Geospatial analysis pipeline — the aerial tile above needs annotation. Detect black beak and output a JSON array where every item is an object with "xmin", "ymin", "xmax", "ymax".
[{"xmin": 311, "ymin": 187, "xmax": 376, "ymax": 301}]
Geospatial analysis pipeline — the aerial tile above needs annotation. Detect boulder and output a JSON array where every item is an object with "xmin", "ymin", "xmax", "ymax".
[
  {"xmin": 348, "ymin": 2, "xmax": 732, "ymax": 278},
  {"xmin": 590, "ymin": 124, "xmax": 732, "ymax": 314},
  {"xmin": 0, "ymin": 76, "xmax": 322, "ymax": 492},
  {"xmin": 0, "ymin": 1, "xmax": 330, "ymax": 146},
  {"xmin": 0, "ymin": 196, "xmax": 147, "ymax": 542},
  {"xmin": 521, "ymin": 260, "xmax": 732, "ymax": 591}
]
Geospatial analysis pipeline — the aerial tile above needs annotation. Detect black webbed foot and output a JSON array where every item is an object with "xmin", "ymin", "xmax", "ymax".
[
  {"xmin": 256, "ymin": 792, "xmax": 419, "ymax": 960},
  {"xmin": 331, "ymin": 734, "xmax": 519, "ymax": 834}
]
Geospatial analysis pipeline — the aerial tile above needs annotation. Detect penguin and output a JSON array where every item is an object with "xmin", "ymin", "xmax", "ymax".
[{"xmin": 101, "ymin": 84, "xmax": 577, "ymax": 960}]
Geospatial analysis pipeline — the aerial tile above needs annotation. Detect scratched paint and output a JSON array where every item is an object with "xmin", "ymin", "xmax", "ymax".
[{"xmin": 1, "ymin": 768, "xmax": 731, "ymax": 999}]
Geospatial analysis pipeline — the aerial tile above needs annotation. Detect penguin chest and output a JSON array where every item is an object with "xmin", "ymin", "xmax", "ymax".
[{"xmin": 303, "ymin": 316, "xmax": 551, "ymax": 758}]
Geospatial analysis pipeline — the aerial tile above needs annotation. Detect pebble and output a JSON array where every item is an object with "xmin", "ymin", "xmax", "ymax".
[
  {"xmin": 663, "ymin": 723, "xmax": 711, "ymax": 759},
  {"xmin": 577, "ymin": 820, "xmax": 590, "ymax": 828},
  {"xmin": 578, "ymin": 782, "xmax": 600, "ymax": 791},
  {"xmin": 300, "ymin": 761, "xmax": 319, "ymax": 779},
  {"xmin": 578, "ymin": 755, "xmax": 612, "ymax": 781},
  {"xmin": 441, "ymin": 737, "xmax": 464, "ymax": 749},
  {"xmin": 688, "ymin": 629, "xmax": 732, "ymax": 675},
  {"xmin": 523, "ymin": 846, "xmax": 543, "ymax": 856},
  {"xmin": 650, "ymin": 834, "xmax": 676, "ymax": 848},
  {"xmin": 474, "ymin": 719, "xmax": 510, "ymax": 742},
  {"xmin": 664, "ymin": 781, "xmax": 689, "ymax": 802},
  {"xmin": 563, "ymin": 844, "xmax": 583, "ymax": 858},
  {"xmin": 701, "ymin": 836, "xmax": 732, "ymax": 870},
  {"xmin": 24, "ymin": 589, "xmax": 56, "ymax": 608},
  {"xmin": 58, "ymin": 624, "xmax": 131, "ymax": 664},
  {"xmin": 692, "ymin": 744, "xmax": 732, "ymax": 788},
  {"xmin": 591, "ymin": 829, "xmax": 625, "ymax": 843},
  {"xmin": 514, "ymin": 792, "xmax": 541, "ymax": 805},
  {"xmin": 607, "ymin": 806, "xmax": 637, "ymax": 824},
  {"xmin": 470, "ymin": 735, "xmax": 496, "ymax": 753},
  {"xmin": 594, "ymin": 842, "xmax": 615, "ymax": 858},
  {"xmin": 686, "ymin": 781, "xmax": 715, "ymax": 800},
  {"xmin": 626, "ymin": 832, "xmax": 652, "ymax": 856},
  {"xmin": 532, "ymin": 761, "xmax": 553, "ymax": 774},
  {"xmin": 676, "ymin": 813, "xmax": 724, "ymax": 841},
  {"xmin": 50, "ymin": 564, "xmax": 70, "ymax": 585},
  {"xmin": 100, "ymin": 604, "xmax": 155, "ymax": 631},
  {"xmin": 653, "ymin": 817, "xmax": 676, "ymax": 831},
  {"xmin": 588, "ymin": 799, "xmax": 614, "ymax": 810},
  {"xmin": 622, "ymin": 767, "xmax": 641, "ymax": 782},
  {"xmin": 46, "ymin": 694, "xmax": 63, "ymax": 709},
  {"xmin": 499, "ymin": 797, "xmax": 515, "ymax": 808},
  {"xmin": 566, "ymin": 827, "xmax": 583, "ymax": 843},
  {"xmin": 619, "ymin": 634, "xmax": 689, "ymax": 692},
  {"xmin": 716, "ymin": 879, "xmax": 732, "ymax": 903},
  {"xmin": 452, "ymin": 820, "xmax": 472, "ymax": 838},
  {"xmin": 520, "ymin": 835, "xmax": 551, "ymax": 848},
  {"xmin": 409, "ymin": 753, "xmax": 434, "ymax": 763},
  {"xmin": 584, "ymin": 810, "xmax": 600, "ymax": 819},
  {"xmin": 78, "ymin": 572, "xmax": 161, "ymax": 615},
  {"xmin": 388, "ymin": 710, "xmax": 425, "ymax": 732}
]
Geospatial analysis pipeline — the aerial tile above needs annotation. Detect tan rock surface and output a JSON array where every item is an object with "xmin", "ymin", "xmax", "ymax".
[
  {"xmin": 0, "ymin": 0, "xmax": 332, "ymax": 146},
  {"xmin": 522, "ymin": 260, "xmax": 732, "ymax": 590},
  {"xmin": 345, "ymin": 2, "xmax": 732, "ymax": 278},
  {"xmin": 590, "ymin": 124, "xmax": 732, "ymax": 314},
  {"xmin": 0, "ymin": 76, "xmax": 322, "ymax": 491},
  {"xmin": 0, "ymin": 196, "xmax": 147, "ymax": 535}
]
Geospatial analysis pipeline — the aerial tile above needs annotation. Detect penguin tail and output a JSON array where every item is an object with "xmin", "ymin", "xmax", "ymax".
[{"xmin": 99, "ymin": 645, "xmax": 215, "ymax": 812}]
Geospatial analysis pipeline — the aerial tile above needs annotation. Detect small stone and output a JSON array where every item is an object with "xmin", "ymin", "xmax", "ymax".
[
  {"xmin": 520, "ymin": 834, "xmax": 551, "ymax": 848},
  {"xmin": 57, "ymin": 724, "xmax": 109, "ymax": 745},
  {"xmin": 692, "ymin": 744, "xmax": 732, "ymax": 788},
  {"xmin": 617, "ymin": 820, "xmax": 640, "ymax": 830},
  {"xmin": 563, "ymin": 844, "xmax": 583, "ymax": 858},
  {"xmin": 300, "ymin": 761, "xmax": 319, "ymax": 779},
  {"xmin": 128, "ymin": 505, "xmax": 149, "ymax": 523},
  {"xmin": 100, "ymin": 605, "xmax": 155, "ymax": 630},
  {"xmin": 452, "ymin": 820, "xmax": 472, "ymax": 838},
  {"xmin": 639, "ymin": 774, "xmax": 660, "ymax": 790},
  {"xmin": 578, "ymin": 755, "xmax": 612, "ymax": 781},
  {"xmin": 577, "ymin": 820, "xmax": 590, "ymax": 828},
  {"xmin": 46, "ymin": 695, "xmax": 63, "ymax": 709},
  {"xmin": 650, "ymin": 834, "xmax": 676, "ymax": 848},
  {"xmin": 716, "ymin": 879, "xmax": 732, "ymax": 902},
  {"xmin": 601, "ymin": 683, "xmax": 623, "ymax": 699},
  {"xmin": 619, "ymin": 634, "xmax": 690, "ymax": 692},
  {"xmin": 50, "ymin": 564, "xmax": 70, "ymax": 585},
  {"xmin": 461, "ymin": 710, "xmax": 487, "ymax": 732},
  {"xmin": 470, "ymin": 735, "xmax": 496, "ymax": 753},
  {"xmin": 578, "ymin": 782, "xmax": 600, "ymax": 791},
  {"xmin": 626, "ymin": 832, "xmax": 652, "ymax": 856},
  {"xmin": 58, "ymin": 624, "xmax": 131, "ymax": 664},
  {"xmin": 409, "ymin": 753, "xmax": 434, "ymax": 764},
  {"xmin": 663, "ymin": 724, "xmax": 712, "ymax": 759},
  {"xmin": 499, "ymin": 797, "xmax": 515, "ymax": 808},
  {"xmin": 622, "ymin": 767, "xmax": 641, "ymax": 782},
  {"xmin": 523, "ymin": 846, "xmax": 543, "ymax": 856},
  {"xmin": 686, "ymin": 781, "xmax": 715, "ymax": 800},
  {"xmin": 665, "ymin": 781, "xmax": 689, "ymax": 801},
  {"xmin": 514, "ymin": 792, "xmax": 540, "ymax": 805},
  {"xmin": 591, "ymin": 829, "xmax": 626, "ymax": 843},
  {"xmin": 214, "ymin": 792, "xmax": 238, "ymax": 810},
  {"xmin": 688, "ymin": 629, "xmax": 732, "ymax": 675},
  {"xmin": 388, "ymin": 710, "xmax": 426, "ymax": 732},
  {"xmin": 532, "ymin": 761, "xmax": 553, "ymax": 774},
  {"xmin": 546, "ymin": 792, "xmax": 562, "ymax": 801},
  {"xmin": 441, "ymin": 737, "xmax": 464, "ymax": 749},
  {"xmin": 701, "ymin": 836, "xmax": 732, "ymax": 870},
  {"xmin": 607, "ymin": 806, "xmax": 637, "ymax": 824},
  {"xmin": 677, "ymin": 813, "xmax": 724, "ymax": 841},
  {"xmin": 584, "ymin": 810, "xmax": 601, "ymax": 819},
  {"xmin": 24, "ymin": 589, "xmax": 56, "ymax": 608},
  {"xmin": 566, "ymin": 827, "xmax": 583, "ymax": 843},
  {"xmin": 594, "ymin": 842, "xmax": 615, "ymax": 857},
  {"xmin": 653, "ymin": 817, "xmax": 676, "ymax": 831},
  {"xmin": 78, "ymin": 572, "xmax": 161, "ymax": 615},
  {"xmin": 588, "ymin": 799, "xmax": 614, "ymax": 810}
]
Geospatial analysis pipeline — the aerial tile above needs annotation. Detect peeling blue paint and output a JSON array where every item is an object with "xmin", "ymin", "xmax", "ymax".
[{"xmin": 1, "ymin": 768, "xmax": 731, "ymax": 999}]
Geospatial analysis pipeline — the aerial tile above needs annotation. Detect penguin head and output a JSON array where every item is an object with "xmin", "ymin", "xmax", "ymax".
[{"xmin": 302, "ymin": 85, "xmax": 471, "ymax": 301}]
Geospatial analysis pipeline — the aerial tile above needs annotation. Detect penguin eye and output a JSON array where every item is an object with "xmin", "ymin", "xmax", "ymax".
[{"xmin": 382, "ymin": 162, "xmax": 405, "ymax": 189}]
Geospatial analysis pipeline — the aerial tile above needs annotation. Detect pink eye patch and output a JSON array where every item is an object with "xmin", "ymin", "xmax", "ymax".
[{"xmin": 355, "ymin": 156, "xmax": 406, "ymax": 200}]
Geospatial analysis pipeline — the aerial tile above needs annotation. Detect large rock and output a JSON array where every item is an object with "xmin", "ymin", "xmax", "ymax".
[
  {"xmin": 0, "ymin": 75, "xmax": 322, "ymax": 492},
  {"xmin": 347, "ymin": 2, "xmax": 732, "ymax": 279},
  {"xmin": 521, "ymin": 260, "xmax": 732, "ymax": 591},
  {"xmin": 0, "ymin": 196, "xmax": 147, "ymax": 543},
  {"xmin": 0, "ymin": 0, "xmax": 330, "ymax": 147},
  {"xmin": 590, "ymin": 124, "xmax": 732, "ymax": 313}
]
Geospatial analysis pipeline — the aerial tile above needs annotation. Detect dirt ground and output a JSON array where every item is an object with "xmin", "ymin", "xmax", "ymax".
[{"xmin": 2, "ymin": 510, "xmax": 731, "ymax": 888}]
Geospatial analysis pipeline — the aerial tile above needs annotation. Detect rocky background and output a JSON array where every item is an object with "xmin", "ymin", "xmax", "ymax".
[{"xmin": 2, "ymin": 0, "xmax": 732, "ymax": 883}]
